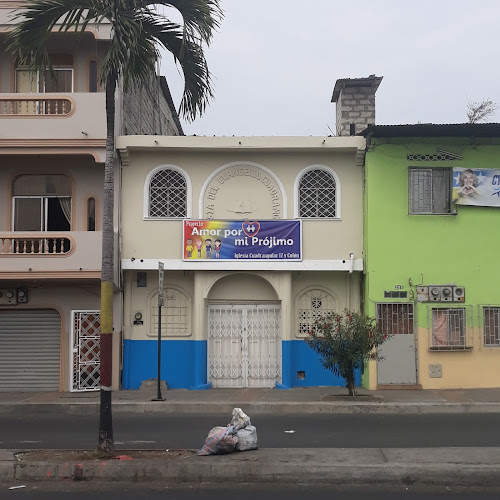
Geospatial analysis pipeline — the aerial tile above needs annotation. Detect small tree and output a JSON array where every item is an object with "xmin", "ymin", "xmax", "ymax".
[
  {"xmin": 467, "ymin": 99, "xmax": 499, "ymax": 123},
  {"xmin": 305, "ymin": 309, "xmax": 389, "ymax": 396}
]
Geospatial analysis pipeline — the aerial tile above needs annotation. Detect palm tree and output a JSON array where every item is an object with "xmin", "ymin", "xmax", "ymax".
[{"xmin": 7, "ymin": 0, "xmax": 223, "ymax": 453}]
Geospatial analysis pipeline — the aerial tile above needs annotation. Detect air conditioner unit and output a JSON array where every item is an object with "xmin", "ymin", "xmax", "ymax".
[
  {"xmin": 453, "ymin": 286, "xmax": 465, "ymax": 302},
  {"xmin": 429, "ymin": 286, "xmax": 441, "ymax": 301},
  {"xmin": 440, "ymin": 286, "xmax": 453, "ymax": 302},
  {"xmin": 0, "ymin": 289, "xmax": 17, "ymax": 306}
]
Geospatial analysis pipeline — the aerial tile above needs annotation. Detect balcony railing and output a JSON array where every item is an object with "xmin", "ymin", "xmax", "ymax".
[
  {"xmin": 0, "ymin": 95, "xmax": 73, "ymax": 116},
  {"xmin": 0, "ymin": 231, "xmax": 103, "ymax": 276},
  {"xmin": 0, "ymin": 234, "xmax": 72, "ymax": 255}
]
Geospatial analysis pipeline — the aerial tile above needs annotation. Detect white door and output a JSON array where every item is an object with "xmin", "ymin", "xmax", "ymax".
[
  {"xmin": 208, "ymin": 305, "xmax": 281, "ymax": 388},
  {"xmin": 376, "ymin": 303, "xmax": 417, "ymax": 385}
]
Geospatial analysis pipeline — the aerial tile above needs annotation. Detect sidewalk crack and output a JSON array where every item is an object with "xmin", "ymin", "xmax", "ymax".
[{"xmin": 378, "ymin": 448, "xmax": 388, "ymax": 463}]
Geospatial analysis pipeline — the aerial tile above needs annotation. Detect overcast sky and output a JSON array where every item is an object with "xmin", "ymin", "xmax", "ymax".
[{"xmin": 160, "ymin": 0, "xmax": 500, "ymax": 136}]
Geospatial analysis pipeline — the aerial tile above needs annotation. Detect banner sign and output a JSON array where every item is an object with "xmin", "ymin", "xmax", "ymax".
[
  {"xmin": 452, "ymin": 168, "xmax": 500, "ymax": 207},
  {"xmin": 183, "ymin": 220, "xmax": 302, "ymax": 261}
]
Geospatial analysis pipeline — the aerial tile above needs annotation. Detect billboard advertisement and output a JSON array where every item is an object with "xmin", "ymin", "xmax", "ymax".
[
  {"xmin": 453, "ymin": 168, "xmax": 500, "ymax": 207},
  {"xmin": 183, "ymin": 220, "xmax": 302, "ymax": 261}
]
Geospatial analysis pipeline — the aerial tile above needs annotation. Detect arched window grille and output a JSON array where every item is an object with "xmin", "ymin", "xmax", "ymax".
[
  {"xmin": 149, "ymin": 169, "xmax": 187, "ymax": 218},
  {"xmin": 151, "ymin": 287, "xmax": 191, "ymax": 336},
  {"xmin": 297, "ymin": 288, "xmax": 336, "ymax": 337},
  {"xmin": 299, "ymin": 169, "xmax": 336, "ymax": 218}
]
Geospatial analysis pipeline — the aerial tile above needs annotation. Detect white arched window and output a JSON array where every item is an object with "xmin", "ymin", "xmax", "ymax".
[
  {"xmin": 296, "ymin": 166, "xmax": 339, "ymax": 218},
  {"xmin": 296, "ymin": 288, "xmax": 337, "ymax": 337},
  {"xmin": 146, "ymin": 167, "xmax": 189, "ymax": 218},
  {"xmin": 150, "ymin": 287, "xmax": 191, "ymax": 337}
]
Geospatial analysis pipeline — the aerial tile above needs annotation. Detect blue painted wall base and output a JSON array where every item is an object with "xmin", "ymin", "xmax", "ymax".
[
  {"xmin": 122, "ymin": 339, "xmax": 207, "ymax": 390},
  {"xmin": 191, "ymin": 382, "xmax": 212, "ymax": 390},
  {"xmin": 122, "ymin": 339, "xmax": 361, "ymax": 390},
  {"xmin": 281, "ymin": 340, "xmax": 361, "ymax": 388},
  {"xmin": 275, "ymin": 382, "xmax": 291, "ymax": 390}
]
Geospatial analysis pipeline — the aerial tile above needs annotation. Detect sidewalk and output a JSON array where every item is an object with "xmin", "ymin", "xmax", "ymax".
[{"xmin": 1, "ymin": 386, "xmax": 500, "ymax": 415}]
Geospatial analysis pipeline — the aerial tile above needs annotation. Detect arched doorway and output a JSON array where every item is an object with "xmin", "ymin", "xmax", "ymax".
[{"xmin": 207, "ymin": 273, "xmax": 281, "ymax": 388}]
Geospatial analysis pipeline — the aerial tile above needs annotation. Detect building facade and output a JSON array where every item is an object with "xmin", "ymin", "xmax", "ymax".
[
  {"xmin": 362, "ymin": 124, "xmax": 500, "ymax": 389},
  {"xmin": 117, "ymin": 136, "xmax": 366, "ymax": 389},
  {"xmin": 0, "ymin": 1, "xmax": 181, "ymax": 391}
]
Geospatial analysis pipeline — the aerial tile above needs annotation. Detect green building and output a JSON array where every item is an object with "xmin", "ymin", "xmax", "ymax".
[{"xmin": 362, "ymin": 123, "xmax": 500, "ymax": 389}]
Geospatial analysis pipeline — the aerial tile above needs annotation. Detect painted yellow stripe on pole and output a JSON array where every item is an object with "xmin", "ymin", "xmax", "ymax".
[{"xmin": 100, "ymin": 281, "xmax": 113, "ymax": 334}]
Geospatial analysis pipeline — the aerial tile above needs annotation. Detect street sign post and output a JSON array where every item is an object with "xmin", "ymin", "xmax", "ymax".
[
  {"xmin": 158, "ymin": 262, "xmax": 164, "ymax": 306},
  {"xmin": 152, "ymin": 262, "xmax": 165, "ymax": 401}
]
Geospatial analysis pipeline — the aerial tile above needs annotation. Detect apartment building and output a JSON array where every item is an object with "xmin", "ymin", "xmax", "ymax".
[{"xmin": 0, "ymin": 0, "xmax": 182, "ymax": 391}]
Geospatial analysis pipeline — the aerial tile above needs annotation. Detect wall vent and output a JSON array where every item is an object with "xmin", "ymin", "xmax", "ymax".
[{"xmin": 407, "ymin": 154, "xmax": 462, "ymax": 161}]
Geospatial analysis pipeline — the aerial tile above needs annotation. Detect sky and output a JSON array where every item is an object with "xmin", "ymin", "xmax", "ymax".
[{"xmin": 159, "ymin": 0, "xmax": 500, "ymax": 137}]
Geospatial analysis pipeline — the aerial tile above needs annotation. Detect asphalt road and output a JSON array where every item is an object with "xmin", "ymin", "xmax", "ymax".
[
  {"xmin": 1, "ymin": 413, "xmax": 499, "ymax": 450},
  {"xmin": 1, "ymin": 483, "xmax": 500, "ymax": 499}
]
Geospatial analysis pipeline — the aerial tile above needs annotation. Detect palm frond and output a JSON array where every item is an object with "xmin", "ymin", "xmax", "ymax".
[
  {"xmin": 152, "ymin": 0, "xmax": 223, "ymax": 45},
  {"xmin": 143, "ymin": 17, "xmax": 213, "ymax": 121},
  {"xmin": 7, "ymin": 0, "xmax": 105, "ymax": 69},
  {"xmin": 7, "ymin": 0, "xmax": 223, "ymax": 121}
]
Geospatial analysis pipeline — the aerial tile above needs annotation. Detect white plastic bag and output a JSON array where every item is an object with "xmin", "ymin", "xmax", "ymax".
[
  {"xmin": 230, "ymin": 407, "xmax": 251, "ymax": 431},
  {"xmin": 198, "ymin": 426, "xmax": 238, "ymax": 456},
  {"xmin": 236, "ymin": 425, "xmax": 258, "ymax": 451}
]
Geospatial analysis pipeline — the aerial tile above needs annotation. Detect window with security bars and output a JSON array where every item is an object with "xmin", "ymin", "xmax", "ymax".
[
  {"xmin": 297, "ymin": 288, "xmax": 336, "ymax": 337},
  {"xmin": 429, "ymin": 307, "xmax": 472, "ymax": 350},
  {"xmin": 299, "ymin": 169, "xmax": 336, "ymax": 218},
  {"xmin": 151, "ymin": 287, "xmax": 191, "ymax": 336},
  {"xmin": 483, "ymin": 306, "xmax": 500, "ymax": 347},
  {"xmin": 409, "ymin": 168, "xmax": 452, "ymax": 214},
  {"xmin": 149, "ymin": 169, "xmax": 187, "ymax": 218},
  {"xmin": 376, "ymin": 303, "xmax": 414, "ymax": 336}
]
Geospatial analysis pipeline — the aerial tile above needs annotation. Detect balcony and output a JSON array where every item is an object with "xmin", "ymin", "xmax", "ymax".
[
  {"xmin": 0, "ymin": 93, "xmax": 106, "ymax": 142},
  {"xmin": 0, "ymin": 231, "xmax": 103, "ymax": 277},
  {"xmin": 1, "ymin": 234, "xmax": 71, "ymax": 255},
  {"xmin": 0, "ymin": 6, "xmax": 113, "ymax": 39},
  {"xmin": 0, "ymin": 96, "xmax": 73, "ymax": 116}
]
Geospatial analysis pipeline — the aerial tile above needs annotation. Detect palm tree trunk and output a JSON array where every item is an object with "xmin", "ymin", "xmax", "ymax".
[{"xmin": 98, "ymin": 74, "xmax": 116, "ymax": 454}]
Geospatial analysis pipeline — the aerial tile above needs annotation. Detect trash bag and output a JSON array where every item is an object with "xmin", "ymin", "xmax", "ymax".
[
  {"xmin": 236, "ymin": 425, "xmax": 258, "ymax": 451},
  {"xmin": 230, "ymin": 407, "xmax": 251, "ymax": 431},
  {"xmin": 198, "ymin": 425, "xmax": 238, "ymax": 456}
]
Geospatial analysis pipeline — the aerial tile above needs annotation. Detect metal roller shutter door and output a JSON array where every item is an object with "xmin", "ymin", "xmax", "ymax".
[{"xmin": 0, "ymin": 309, "xmax": 61, "ymax": 391}]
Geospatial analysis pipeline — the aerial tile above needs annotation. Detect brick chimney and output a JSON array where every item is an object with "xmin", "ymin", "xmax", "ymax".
[{"xmin": 331, "ymin": 75, "xmax": 383, "ymax": 136}]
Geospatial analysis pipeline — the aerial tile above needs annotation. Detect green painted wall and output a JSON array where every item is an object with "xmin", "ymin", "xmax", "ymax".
[{"xmin": 362, "ymin": 137, "xmax": 500, "ymax": 388}]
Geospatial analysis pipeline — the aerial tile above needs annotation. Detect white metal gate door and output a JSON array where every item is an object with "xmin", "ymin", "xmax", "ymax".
[
  {"xmin": 376, "ymin": 303, "xmax": 417, "ymax": 385},
  {"xmin": 208, "ymin": 305, "xmax": 281, "ymax": 388},
  {"xmin": 71, "ymin": 310, "xmax": 100, "ymax": 392}
]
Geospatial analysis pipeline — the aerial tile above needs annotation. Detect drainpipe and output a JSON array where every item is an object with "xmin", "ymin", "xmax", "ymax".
[{"xmin": 347, "ymin": 253, "xmax": 355, "ymax": 311}]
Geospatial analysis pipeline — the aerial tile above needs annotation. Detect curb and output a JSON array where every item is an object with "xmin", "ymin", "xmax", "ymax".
[
  {"xmin": 3, "ymin": 449, "xmax": 500, "ymax": 486},
  {"xmin": 1, "ymin": 402, "xmax": 500, "ymax": 416}
]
